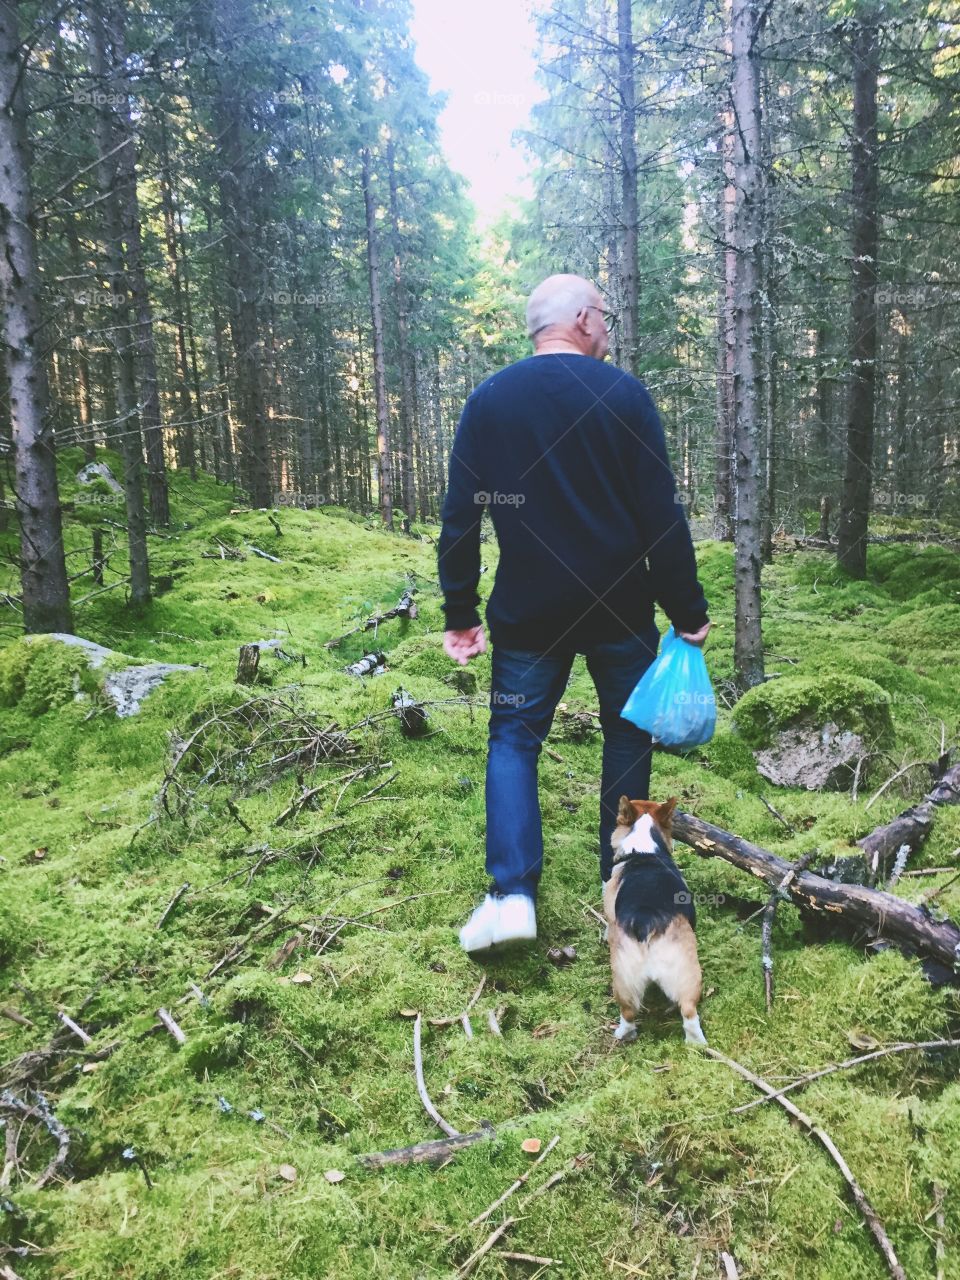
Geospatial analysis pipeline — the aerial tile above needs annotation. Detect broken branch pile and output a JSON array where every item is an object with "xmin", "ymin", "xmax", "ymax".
[{"xmin": 673, "ymin": 809, "xmax": 960, "ymax": 973}]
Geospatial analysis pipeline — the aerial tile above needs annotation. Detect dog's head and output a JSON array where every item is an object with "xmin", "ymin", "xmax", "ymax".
[{"xmin": 612, "ymin": 795, "xmax": 677, "ymax": 855}]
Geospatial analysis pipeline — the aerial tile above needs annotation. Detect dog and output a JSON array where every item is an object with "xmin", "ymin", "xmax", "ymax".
[{"xmin": 603, "ymin": 795, "xmax": 707, "ymax": 1046}]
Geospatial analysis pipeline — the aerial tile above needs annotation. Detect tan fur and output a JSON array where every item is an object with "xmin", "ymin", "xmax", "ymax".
[{"xmin": 605, "ymin": 795, "xmax": 706, "ymax": 1044}]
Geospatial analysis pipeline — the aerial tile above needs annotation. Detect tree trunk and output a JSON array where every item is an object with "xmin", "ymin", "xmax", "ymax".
[
  {"xmin": 213, "ymin": 0, "xmax": 272, "ymax": 509},
  {"xmin": 387, "ymin": 137, "xmax": 416, "ymax": 521},
  {"xmin": 837, "ymin": 15, "xmax": 880, "ymax": 579},
  {"xmin": 90, "ymin": 0, "xmax": 151, "ymax": 605},
  {"xmin": 0, "ymin": 0, "xmax": 73, "ymax": 633},
  {"xmin": 159, "ymin": 111, "xmax": 196, "ymax": 477},
  {"xmin": 617, "ymin": 0, "xmax": 639, "ymax": 374},
  {"xmin": 361, "ymin": 144, "xmax": 393, "ymax": 530},
  {"xmin": 106, "ymin": 6, "xmax": 169, "ymax": 528},
  {"xmin": 731, "ymin": 0, "xmax": 765, "ymax": 687}
]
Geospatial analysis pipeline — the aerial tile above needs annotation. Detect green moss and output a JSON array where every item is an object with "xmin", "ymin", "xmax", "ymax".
[
  {"xmin": 731, "ymin": 673, "xmax": 894, "ymax": 749},
  {"xmin": 0, "ymin": 635, "xmax": 35, "ymax": 706},
  {"xmin": 0, "ymin": 461, "xmax": 959, "ymax": 1279},
  {"xmin": 25, "ymin": 637, "xmax": 101, "ymax": 715}
]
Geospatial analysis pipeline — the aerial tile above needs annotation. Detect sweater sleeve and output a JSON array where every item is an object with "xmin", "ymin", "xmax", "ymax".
[
  {"xmin": 631, "ymin": 385, "xmax": 710, "ymax": 634},
  {"xmin": 438, "ymin": 396, "xmax": 485, "ymax": 631}
]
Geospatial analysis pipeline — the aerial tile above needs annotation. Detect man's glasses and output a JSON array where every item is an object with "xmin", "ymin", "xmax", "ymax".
[{"xmin": 580, "ymin": 304, "xmax": 618, "ymax": 334}]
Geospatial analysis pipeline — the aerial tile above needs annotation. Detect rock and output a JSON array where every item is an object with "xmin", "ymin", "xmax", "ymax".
[
  {"xmin": 76, "ymin": 461, "xmax": 123, "ymax": 494},
  {"xmin": 753, "ymin": 721, "xmax": 864, "ymax": 790},
  {"xmin": 24, "ymin": 633, "xmax": 199, "ymax": 718}
]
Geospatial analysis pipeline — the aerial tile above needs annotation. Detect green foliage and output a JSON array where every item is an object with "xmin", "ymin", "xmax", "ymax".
[
  {"xmin": 732, "ymin": 673, "xmax": 894, "ymax": 749},
  {"xmin": 1, "ymin": 470, "xmax": 959, "ymax": 1279}
]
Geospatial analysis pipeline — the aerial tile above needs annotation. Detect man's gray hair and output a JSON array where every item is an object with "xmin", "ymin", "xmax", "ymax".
[{"xmin": 525, "ymin": 274, "xmax": 597, "ymax": 338}]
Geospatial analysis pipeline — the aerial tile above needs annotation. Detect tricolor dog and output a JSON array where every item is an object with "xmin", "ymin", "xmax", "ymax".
[{"xmin": 604, "ymin": 795, "xmax": 707, "ymax": 1046}]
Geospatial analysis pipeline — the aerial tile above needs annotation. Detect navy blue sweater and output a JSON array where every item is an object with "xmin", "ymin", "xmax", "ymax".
[{"xmin": 438, "ymin": 353, "xmax": 709, "ymax": 651}]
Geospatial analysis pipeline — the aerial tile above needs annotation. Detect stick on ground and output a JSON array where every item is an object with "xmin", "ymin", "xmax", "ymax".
[
  {"xmin": 413, "ymin": 1013, "xmax": 459, "ymax": 1138},
  {"xmin": 732, "ymin": 1037, "xmax": 960, "ymax": 1114},
  {"xmin": 705, "ymin": 1046, "xmax": 906, "ymax": 1280}
]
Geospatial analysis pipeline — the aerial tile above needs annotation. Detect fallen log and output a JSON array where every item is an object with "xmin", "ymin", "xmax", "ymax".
[
  {"xmin": 358, "ymin": 1125, "xmax": 495, "ymax": 1169},
  {"xmin": 345, "ymin": 651, "xmax": 386, "ymax": 678},
  {"xmin": 673, "ymin": 810, "xmax": 960, "ymax": 974},
  {"xmin": 858, "ymin": 762, "xmax": 960, "ymax": 885},
  {"xmin": 325, "ymin": 589, "xmax": 418, "ymax": 648}
]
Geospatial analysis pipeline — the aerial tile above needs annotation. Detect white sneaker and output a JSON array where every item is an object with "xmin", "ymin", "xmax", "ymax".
[{"xmin": 459, "ymin": 893, "xmax": 537, "ymax": 954}]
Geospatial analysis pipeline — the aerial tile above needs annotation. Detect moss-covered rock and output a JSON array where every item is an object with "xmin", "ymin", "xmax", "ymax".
[
  {"xmin": 0, "ymin": 635, "xmax": 100, "ymax": 715},
  {"xmin": 731, "ymin": 673, "xmax": 893, "ymax": 749}
]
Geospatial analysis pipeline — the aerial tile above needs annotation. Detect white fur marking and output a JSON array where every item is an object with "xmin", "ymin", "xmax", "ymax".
[
  {"xmin": 613, "ymin": 1015, "xmax": 637, "ymax": 1042},
  {"xmin": 621, "ymin": 813, "xmax": 656, "ymax": 855},
  {"xmin": 683, "ymin": 1014, "xmax": 707, "ymax": 1046}
]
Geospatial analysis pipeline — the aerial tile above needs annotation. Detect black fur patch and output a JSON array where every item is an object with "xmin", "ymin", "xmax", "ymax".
[{"xmin": 614, "ymin": 838, "xmax": 696, "ymax": 943}]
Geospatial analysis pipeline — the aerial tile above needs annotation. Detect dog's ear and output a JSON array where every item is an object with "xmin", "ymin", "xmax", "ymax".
[
  {"xmin": 617, "ymin": 795, "xmax": 636, "ymax": 826},
  {"xmin": 657, "ymin": 796, "xmax": 678, "ymax": 826}
]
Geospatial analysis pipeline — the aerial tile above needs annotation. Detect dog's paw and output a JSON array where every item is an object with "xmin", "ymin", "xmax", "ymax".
[
  {"xmin": 613, "ymin": 1017, "xmax": 637, "ymax": 1043},
  {"xmin": 683, "ymin": 1014, "xmax": 708, "ymax": 1046}
]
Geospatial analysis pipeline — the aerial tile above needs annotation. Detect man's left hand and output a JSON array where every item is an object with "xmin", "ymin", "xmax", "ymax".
[
  {"xmin": 444, "ymin": 625, "xmax": 487, "ymax": 666},
  {"xmin": 678, "ymin": 621, "xmax": 711, "ymax": 648}
]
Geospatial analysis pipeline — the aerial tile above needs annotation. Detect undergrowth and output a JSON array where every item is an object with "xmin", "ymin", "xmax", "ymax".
[{"xmin": 0, "ymin": 452, "xmax": 959, "ymax": 1279}]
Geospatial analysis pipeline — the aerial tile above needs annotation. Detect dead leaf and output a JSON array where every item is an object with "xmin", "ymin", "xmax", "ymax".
[
  {"xmin": 532, "ymin": 1021, "xmax": 559, "ymax": 1039},
  {"xmin": 324, "ymin": 1169, "xmax": 346, "ymax": 1184},
  {"xmin": 848, "ymin": 1031, "xmax": 879, "ymax": 1051},
  {"xmin": 521, "ymin": 1138, "xmax": 542, "ymax": 1155},
  {"xmin": 277, "ymin": 1164, "xmax": 297, "ymax": 1183}
]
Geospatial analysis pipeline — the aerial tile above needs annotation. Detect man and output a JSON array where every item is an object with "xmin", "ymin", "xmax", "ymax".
[{"xmin": 438, "ymin": 273, "xmax": 710, "ymax": 955}]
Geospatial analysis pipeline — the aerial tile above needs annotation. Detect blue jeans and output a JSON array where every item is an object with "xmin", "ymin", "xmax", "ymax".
[{"xmin": 485, "ymin": 626, "xmax": 660, "ymax": 899}]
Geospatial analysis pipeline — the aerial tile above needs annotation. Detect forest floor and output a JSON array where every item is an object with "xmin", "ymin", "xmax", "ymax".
[{"xmin": 1, "ymin": 450, "xmax": 960, "ymax": 1280}]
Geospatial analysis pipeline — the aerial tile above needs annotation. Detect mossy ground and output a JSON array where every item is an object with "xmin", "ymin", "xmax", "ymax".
[{"xmin": 1, "ymin": 453, "xmax": 959, "ymax": 1279}]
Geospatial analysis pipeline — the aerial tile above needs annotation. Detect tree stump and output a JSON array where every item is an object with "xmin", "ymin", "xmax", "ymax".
[{"xmin": 236, "ymin": 644, "xmax": 261, "ymax": 685}]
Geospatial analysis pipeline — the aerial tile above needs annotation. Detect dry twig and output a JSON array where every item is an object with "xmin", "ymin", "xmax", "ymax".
[{"xmin": 706, "ymin": 1046, "xmax": 906, "ymax": 1280}]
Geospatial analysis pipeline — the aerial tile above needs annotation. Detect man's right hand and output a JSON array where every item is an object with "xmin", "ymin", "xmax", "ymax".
[
  {"xmin": 443, "ymin": 625, "xmax": 487, "ymax": 666},
  {"xmin": 678, "ymin": 621, "xmax": 711, "ymax": 648}
]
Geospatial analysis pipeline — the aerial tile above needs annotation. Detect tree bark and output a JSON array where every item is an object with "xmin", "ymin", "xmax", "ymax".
[
  {"xmin": 387, "ymin": 136, "xmax": 416, "ymax": 522},
  {"xmin": 361, "ymin": 143, "xmax": 393, "ymax": 529},
  {"xmin": 730, "ymin": 0, "xmax": 765, "ymax": 687},
  {"xmin": 837, "ymin": 15, "xmax": 880, "ymax": 578},
  {"xmin": 213, "ymin": 0, "xmax": 272, "ymax": 509},
  {"xmin": 617, "ymin": 0, "xmax": 639, "ymax": 374},
  {"xmin": 89, "ymin": 0, "xmax": 151, "ymax": 605},
  {"xmin": 110, "ymin": 5, "xmax": 170, "ymax": 529},
  {"xmin": 0, "ymin": 0, "xmax": 73, "ymax": 633}
]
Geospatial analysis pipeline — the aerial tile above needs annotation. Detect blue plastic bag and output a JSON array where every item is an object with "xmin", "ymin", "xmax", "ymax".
[{"xmin": 620, "ymin": 626, "xmax": 716, "ymax": 748}]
